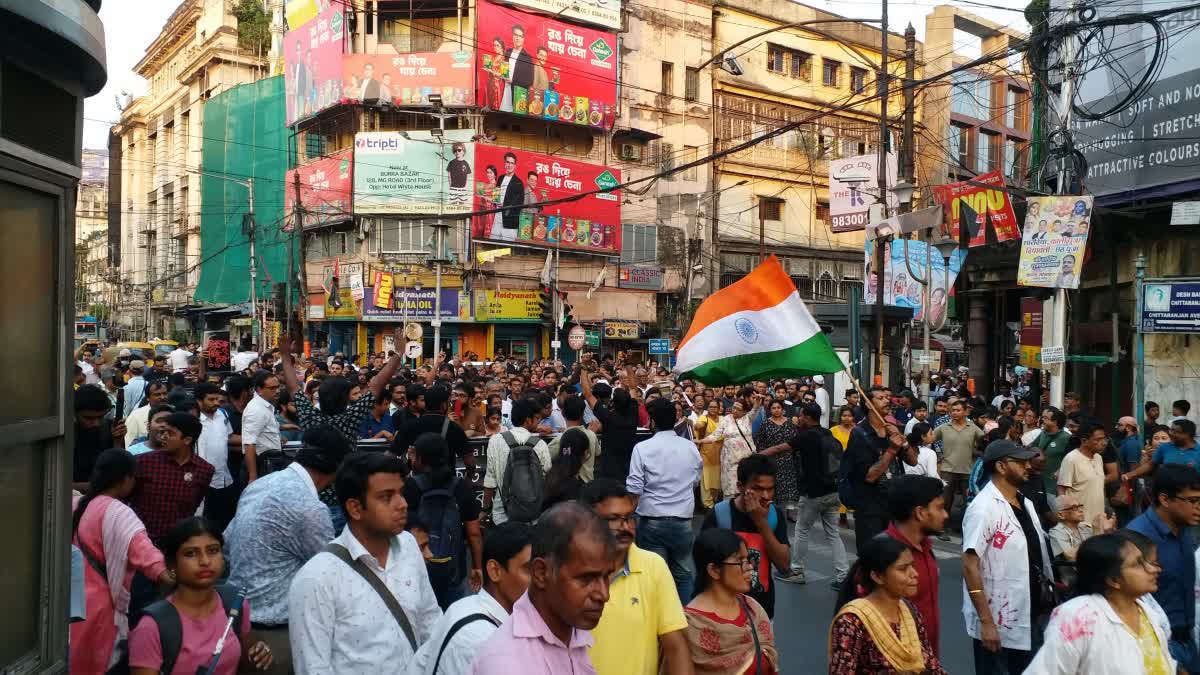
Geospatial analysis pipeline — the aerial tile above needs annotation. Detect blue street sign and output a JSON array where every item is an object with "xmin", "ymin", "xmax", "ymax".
[
  {"xmin": 649, "ymin": 338, "xmax": 670, "ymax": 354},
  {"xmin": 1142, "ymin": 281, "xmax": 1200, "ymax": 333}
]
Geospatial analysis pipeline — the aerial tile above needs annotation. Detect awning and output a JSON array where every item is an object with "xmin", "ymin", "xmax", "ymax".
[{"xmin": 612, "ymin": 127, "xmax": 663, "ymax": 143}]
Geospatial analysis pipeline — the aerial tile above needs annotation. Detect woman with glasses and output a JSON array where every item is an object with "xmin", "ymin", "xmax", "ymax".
[
  {"xmin": 683, "ymin": 528, "xmax": 779, "ymax": 674},
  {"xmin": 1025, "ymin": 533, "xmax": 1172, "ymax": 674}
]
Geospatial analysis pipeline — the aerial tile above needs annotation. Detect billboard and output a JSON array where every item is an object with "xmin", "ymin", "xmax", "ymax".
[
  {"xmin": 492, "ymin": 0, "xmax": 621, "ymax": 31},
  {"xmin": 284, "ymin": 149, "xmax": 352, "ymax": 231},
  {"xmin": 828, "ymin": 154, "xmax": 897, "ymax": 232},
  {"xmin": 618, "ymin": 265, "xmax": 663, "ymax": 290},
  {"xmin": 1017, "ymin": 195, "xmax": 1093, "ymax": 289},
  {"xmin": 362, "ymin": 287, "xmax": 470, "ymax": 321},
  {"xmin": 284, "ymin": 4, "xmax": 345, "ymax": 126},
  {"xmin": 471, "ymin": 144, "xmax": 621, "ymax": 254},
  {"xmin": 864, "ymin": 238, "xmax": 966, "ymax": 326},
  {"xmin": 931, "ymin": 170, "xmax": 1021, "ymax": 247},
  {"xmin": 342, "ymin": 51, "xmax": 474, "ymax": 108},
  {"xmin": 1020, "ymin": 297, "xmax": 1043, "ymax": 368},
  {"xmin": 353, "ymin": 130, "xmax": 476, "ymax": 214},
  {"xmin": 474, "ymin": 289, "xmax": 541, "ymax": 321},
  {"xmin": 476, "ymin": 0, "xmax": 617, "ymax": 129}
]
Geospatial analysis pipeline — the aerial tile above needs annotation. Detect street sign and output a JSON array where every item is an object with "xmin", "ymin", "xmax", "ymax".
[
  {"xmin": 404, "ymin": 322, "xmax": 423, "ymax": 341},
  {"xmin": 584, "ymin": 328, "xmax": 601, "ymax": 348},
  {"xmin": 648, "ymin": 338, "xmax": 670, "ymax": 354},
  {"xmin": 1142, "ymin": 281, "xmax": 1200, "ymax": 334},
  {"xmin": 567, "ymin": 325, "xmax": 586, "ymax": 350},
  {"xmin": 405, "ymin": 340, "xmax": 423, "ymax": 360},
  {"xmin": 1041, "ymin": 346, "xmax": 1066, "ymax": 365},
  {"xmin": 550, "ymin": 340, "xmax": 562, "ymax": 350},
  {"xmin": 1171, "ymin": 202, "xmax": 1200, "ymax": 225},
  {"xmin": 1019, "ymin": 297, "xmax": 1043, "ymax": 368}
]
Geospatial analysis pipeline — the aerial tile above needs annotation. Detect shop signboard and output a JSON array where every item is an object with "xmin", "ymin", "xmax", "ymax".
[
  {"xmin": 648, "ymin": 338, "xmax": 670, "ymax": 354},
  {"xmin": 471, "ymin": 144, "xmax": 621, "ymax": 254},
  {"xmin": 474, "ymin": 289, "xmax": 541, "ymax": 321},
  {"xmin": 322, "ymin": 288, "xmax": 359, "ymax": 320},
  {"xmin": 932, "ymin": 170, "xmax": 1021, "ymax": 247},
  {"xmin": 1141, "ymin": 281, "xmax": 1200, "ymax": 334},
  {"xmin": 492, "ymin": 0, "xmax": 621, "ymax": 31},
  {"xmin": 1020, "ymin": 297, "xmax": 1044, "ymax": 368},
  {"xmin": 353, "ymin": 130, "xmax": 476, "ymax": 214},
  {"xmin": 864, "ymin": 238, "xmax": 965, "ymax": 327},
  {"xmin": 284, "ymin": 149, "xmax": 352, "ymax": 231},
  {"xmin": 1016, "ymin": 195, "xmax": 1093, "ymax": 289},
  {"xmin": 603, "ymin": 319, "xmax": 639, "ymax": 339},
  {"xmin": 618, "ymin": 265, "xmax": 663, "ymax": 290},
  {"xmin": 362, "ymin": 288, "xmax": 469, "ymax": 321},
  {"xmin": 284, "ymin": 3, "xmax": 346, "ymax": 126},
  {"xmin": 585, "ymin": 328, "xmax": 601, "ymax": 348},
  {"xmin": 342, "ymin": 51, "xmax": 474, "ymax": 108},
  {"xmin": 475, "ymin": 0, "xmax": 617, "ymax": 129},
  {"xmin": 828, "ymin": 154, "xmax": 897, "ymax": 232}
]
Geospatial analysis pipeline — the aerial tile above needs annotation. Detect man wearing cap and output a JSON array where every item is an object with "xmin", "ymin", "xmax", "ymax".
[
  {"xmin": 961, "ymin": 440, "xmax": 1053, "ymax": 674},
  {"xmin": 812, "ymin": 375, "xmax": 830, "ymax": 428},
  {"xmin": 122, "ymin": 360, "xmax": 148, "ymax": 418},
  {"xmin": 225, "ymin": 425, "xmax": 352, "ymax": 675}
]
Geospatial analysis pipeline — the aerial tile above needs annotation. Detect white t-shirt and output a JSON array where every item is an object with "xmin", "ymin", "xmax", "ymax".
[
  {"xmin": 78, "ymin": 359, "xmax": 99, "ymax": 385},
  {"xmin": 167, "ymin": 348, "xmax": 193, "ymax": 373},
  {"xmin": 231, "ymin": 351, "xmax": 259, "ymax": 373},
  {"xmin": 903, "ymin": 445, "xmax": 943, "ymax": 482}
]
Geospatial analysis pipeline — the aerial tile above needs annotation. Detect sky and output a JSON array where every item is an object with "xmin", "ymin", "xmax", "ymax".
[{"xmin": 82, "ymin": 0, "xmax": 1032, "ymax": 149}]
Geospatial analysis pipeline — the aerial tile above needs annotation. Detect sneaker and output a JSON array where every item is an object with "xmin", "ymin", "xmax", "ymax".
[
  {"xmin": 830, "ymin": 578, "xmax": 844, "ymax": 591},
  {"xmin": 937, "ymin": 533, "xmax": 952, "ymax": 541},
  {"xmin": 775, "ymin": 571, "xmax": 806, "ymax": 585}
]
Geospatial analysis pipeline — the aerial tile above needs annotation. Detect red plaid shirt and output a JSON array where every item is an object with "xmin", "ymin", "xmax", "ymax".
[{"xmin": 131, "ymin": 450, "xmax": 214, "ymax": 543}]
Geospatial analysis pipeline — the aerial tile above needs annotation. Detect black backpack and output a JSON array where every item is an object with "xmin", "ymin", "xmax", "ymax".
[
  {"xmin": 412, "ymin": 472, "xmax": 465, "ymax": 592},
  {"xmin": 794, "ymin": 427, "xmax": 844, "ymax": 494},
  {"xmin": 500, "ymin": 431, "xmax": 545, "ymax": 523},
  {"xmin": 142, "ymin": 583, "xmax": 243, "ymax": 675}
]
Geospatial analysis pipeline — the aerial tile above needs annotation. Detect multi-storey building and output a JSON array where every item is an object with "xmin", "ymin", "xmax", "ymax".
[
  {"xmin": 76, "ymin": 149, "xmax": 113, "ymax": 317},
  {"xmin": 111, "ymin": 0, "xmax": 269, "ymax": 338}
]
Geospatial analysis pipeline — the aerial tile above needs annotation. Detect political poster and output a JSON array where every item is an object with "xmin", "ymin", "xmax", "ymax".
[
  {"xmin": 353, "ymin": 130, "xmax": 476, "ymax": 214},
  {"xmin": 475, "ymin": 0, "xmax": 617, "ymax": 129},
  {"xmin": 493, "ymin": 0, "xmax": 622, "ymax": 31},
  {"xmin": 284, "ymin": 4, "xmax": 346, "ymax": 126},
  {"xmin": 342, "ymin": 51, "xmax": 474, "ymax": 108},
  {"xmin": 864, "ymin": 238, "xmax": 966, "ymax": 326},
  {"xmin": 1017, "ymin": 195, "xmax": 1094, "ymax": 289},
  {"xmin": 471, "ymin": 144, "xmax": 621, "ymax": 255},
  {"xmin": 931, "ymin": 170, "xmax": 1021, "ymax": 247},
  {"xmin": 284, "ymin": 149, "xmax": 352, "ymax": 231}
]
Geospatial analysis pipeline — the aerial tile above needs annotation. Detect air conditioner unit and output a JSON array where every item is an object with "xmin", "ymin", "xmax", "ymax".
[{"xmin": 619, "ymin": 143, "xmax": 642, "ymax": 161}]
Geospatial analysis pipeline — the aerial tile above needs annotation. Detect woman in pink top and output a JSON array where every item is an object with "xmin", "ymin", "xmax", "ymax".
[
  {"xmin": 70, "ymin": 448, "xmax": 174, "ymax": 673},
  {"xmin": 129, "ymin": 517, "xmax": 274, "ymax": 674}
]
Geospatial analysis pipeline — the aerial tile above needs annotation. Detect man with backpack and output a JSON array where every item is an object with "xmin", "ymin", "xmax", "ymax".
[
  {"xmin": 761, "ymin": 402, "xmax": 849, "ymax": 588},
  {"xmin": 397, "ymin": 385, "xmax": 470, "ymax": 466},
  {"xmin": 405, "ymin": 432, "xmax": 484, "ymax": 609},
  {"xmin": 483, "ymin": 397, "xmax": 551, "ymax": 525},
  {"xmin": 841, "ymin": 386, "xmax": 906, "ymax": 552}
]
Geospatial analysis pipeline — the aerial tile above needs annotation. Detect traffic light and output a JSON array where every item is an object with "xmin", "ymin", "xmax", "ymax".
[
  {"xmin": 558, "ymin": 290, "xmax": 574, "ymax": 327},
  {"xmin": 538, "ymin": 284, "xmax": 554, "ymax": 324}
]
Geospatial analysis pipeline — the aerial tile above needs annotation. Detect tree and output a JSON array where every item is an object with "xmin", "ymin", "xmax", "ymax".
[{"xmin": 232, "ymin": 0, "xmax": 270, "ymax": 55}]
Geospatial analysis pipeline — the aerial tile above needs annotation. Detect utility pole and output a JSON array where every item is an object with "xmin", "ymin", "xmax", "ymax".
[
  {"xmin": 901, "ymin": 25, "xmax": 927, "ymax": 399},
  {"xmin": 873, "ymin": 0, "xmax": 890, "ymax": 385},
  {"xmin": 1049, "ymin": 3, "xmax": 1080, "ymax": 409},
  {"xmin": 246, "ymin": 177, "xmax": 259, "ymax": 351},
  {"xmin": 290, "ymin": 172, "xmax": 301, "ymax": 339}
]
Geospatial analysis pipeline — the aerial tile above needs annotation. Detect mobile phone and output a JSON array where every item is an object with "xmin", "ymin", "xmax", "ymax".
[{"xmin": 454, "ymin": 399, "xmax": 464, "ymax": 416}]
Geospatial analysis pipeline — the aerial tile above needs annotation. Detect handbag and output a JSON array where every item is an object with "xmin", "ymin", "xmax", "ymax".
[{"xmin": 736, "ymin": 595, "xmax": 763, "ymax": 675}]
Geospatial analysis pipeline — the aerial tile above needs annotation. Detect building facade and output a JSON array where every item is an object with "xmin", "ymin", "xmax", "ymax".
[{"xmin": 75, "ymin": 148, "xmax": 114, "ymax": 321}]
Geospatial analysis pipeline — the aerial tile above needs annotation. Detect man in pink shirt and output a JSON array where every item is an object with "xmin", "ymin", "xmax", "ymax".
[{"xmin": 472, "ymin": 502, "xmax": 616, "ymax": 675}]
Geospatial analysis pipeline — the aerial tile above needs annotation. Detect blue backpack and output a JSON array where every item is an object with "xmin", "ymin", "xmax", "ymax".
[{"xmin": 714, "ymin": 498, "xmax": 778, "ymax": 531}]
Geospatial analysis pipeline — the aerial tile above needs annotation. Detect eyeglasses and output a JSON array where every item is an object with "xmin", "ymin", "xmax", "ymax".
[
  {"xmin": 717, "ymin": 558, "xmax": 755, "ymax": 570},
  {"xmin": 601, "ymin": 514, "xmax": 638, "ymax": 528},
  {"xmin": 1169, "ymin": 495, "xmax": 1200, "ymax": 507},
  {"xmin": 1124, "ymin": 556, "xmax": 1162, "ymax": 573}
]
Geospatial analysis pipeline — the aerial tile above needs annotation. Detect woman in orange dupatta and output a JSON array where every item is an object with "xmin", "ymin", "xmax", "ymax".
[{"xmin": 71, "ymin": 449, "xmax": 173, "ymax": 673}]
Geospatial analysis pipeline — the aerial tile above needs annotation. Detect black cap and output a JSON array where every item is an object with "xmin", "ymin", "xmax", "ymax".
[{"xmin": 982, "ymin": 439, "xmax": 1039, "ymax": 467}]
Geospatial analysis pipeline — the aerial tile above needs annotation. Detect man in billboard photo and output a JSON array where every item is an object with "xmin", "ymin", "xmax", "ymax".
[
  {"xmin": 446, "ymin": 142, "xmax": 472, "ymax": 209},
  {"xmin": 500, "ymin": 24, "xmax": 534, "ymax": 112},
  {"xmin": 490, "ymin": 152, "xmax": 525, "ymax": 240},
  {"xmin": 523, "ymin": 171, "xmax": 543, "ymax": 217},
  {"xmin": 290, "ymin": 38, "xmax": 309, "ymax": 119},
  {"xmin": 533, "ymin": 46, "xmax": 551, "ymax": 91},
  {"xmin": 358, "ymin": 61, "xmax": 381, "ymax": 104}
]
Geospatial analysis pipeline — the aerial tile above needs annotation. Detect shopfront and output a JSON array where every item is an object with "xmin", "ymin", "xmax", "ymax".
[{"xmin": 474, "ymin": 289, "xmax": 544, "ymax": 361}]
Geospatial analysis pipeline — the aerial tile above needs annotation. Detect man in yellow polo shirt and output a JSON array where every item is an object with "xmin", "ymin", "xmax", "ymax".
[{"xmin": 580, "ymin": 479, "xmax": 693, "ymax": 675}]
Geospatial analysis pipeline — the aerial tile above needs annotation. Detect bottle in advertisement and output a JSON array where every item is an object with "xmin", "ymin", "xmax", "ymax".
[
  {"xmin": 589, "ymin": 220, "xmax": 603, "ymax": 247},
  {"xmin": 603, "ymin": 223, "xmax": 615, "ymax": 249},
  {"xmin": 546, "ymin": 215, "xmax": 560, "ymax": 243},
  {"xmin": 575, "ymin": 219, "xmax": 590, "ymax": 246},
  {"xmin": 561, "ymin": 217, "xmax": 576, "ymax": 244},
  {"xmin": 518, "ymin": 213, "xmax": 534, "ymax": 240}
]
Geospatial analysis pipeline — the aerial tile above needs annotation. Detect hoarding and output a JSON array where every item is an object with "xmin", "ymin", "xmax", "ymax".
[
  {"xmin": 1141, "ymin": 281, "xmax": 1200, "ymax": 334},
  {"xmin": 492, "ymin": 0, "xmax": 621, "ymax": 31},
  {"xmin": 1016, "ymin": 195, "xmax": 1093, "ymax": 289},
  {"xmin": 284, "ymin": 149, "xmax": 352, "ymax": 231},
  {"xmin": 284, "ymin": 4, "xmax": 345, "ymax": 126},
  {"xmin": 353, "ymin": 130, "xmax": 476, "ymax": 214},
  {"xmin": 828, "ymin": 154, "xmax": 897, "ymax": 232},
  {"xmin": 476, "ymin": 0, "xmax": 617, "ymax": 129},
  {"xmin": 603, "ymin": 319, "xmax": 640, "ymax": 339},
  {"xmin": 471, "ymin": 144, "xmax": 621, "ymax": 254},
  {"xmin": 931, "ymin": 170, "xmax": 1021, "ymax": 247},
  {"xmin": 474, "ymin": 289, "xmax": 541, "ymax": 321},
  {"xmin": 864, "ymin": 238, "xmax": 965, "ymax": 327},
  {"xmin": 618, "ymin": 265, "xmax": 663, "ymax": 290},
  {"xmin": 342, "ymin": 51, "xmax": 474, "ymax": 107},
  {"xmin": 362, "ymin": 288, "xmax": 470, "ymax": 321}
]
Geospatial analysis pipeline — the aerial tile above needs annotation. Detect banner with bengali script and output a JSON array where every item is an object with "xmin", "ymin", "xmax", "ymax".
[
  {"xmin": 342, "ymin": 51, "xmax": 474, "ymax": 108},
  {"xmin": 284, "ymin": 4, "xmax": 345, "ymax": 126},
  {"xmin": 1017, "ymin": 195, "xmax": 1094, "ymax": 289},
  {"xmin": 285, "ymin": 149, "xmax": 352, "ymax": 231},
  {"xmin": 931, "ymin": 170, "xmax": 1021, "ymax": 247}
]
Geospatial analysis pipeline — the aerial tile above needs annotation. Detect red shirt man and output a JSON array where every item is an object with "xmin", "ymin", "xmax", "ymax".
[{"xmin": 884, "ymin": 475, "xmax": 949, "ymax": 651}]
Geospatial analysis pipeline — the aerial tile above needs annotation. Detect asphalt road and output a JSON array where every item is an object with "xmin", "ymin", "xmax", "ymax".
[{"xmin": 772, "ymin": 527, "xmax": 974, "ymax": 674}]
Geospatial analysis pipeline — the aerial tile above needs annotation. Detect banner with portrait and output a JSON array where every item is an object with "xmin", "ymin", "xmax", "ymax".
[
  {"xmin": 284, "ymin": 4, "xmax": 346, "ymax": 126},
  {"xmin": 1017, "ymin": 195, "xmax": 1094, "ymax": 289},
  {"xmin": 353, "ymin": 130, "xmax": 476, "ymax": 215},
  {"xmin": 342, "ymin": 51, "xmax": 474, "ymax": 108},
  {"xmin": 864, "ymin": 238, "xmax": 966, "ymax": 326},
  {"xmin": 931, "ymin": 170, "xmax": 1021, "ymax": 247}
]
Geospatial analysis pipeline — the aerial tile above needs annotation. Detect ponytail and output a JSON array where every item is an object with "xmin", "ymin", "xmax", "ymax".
[{"xmin": 72, "ymin": 449, "xmax": 136, "ymax": 535}]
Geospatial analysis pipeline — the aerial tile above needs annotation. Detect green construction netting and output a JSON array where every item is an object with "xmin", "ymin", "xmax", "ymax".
[{"xmin": 195, "ymin": 75, "xmax": 296, "ymax": 304}]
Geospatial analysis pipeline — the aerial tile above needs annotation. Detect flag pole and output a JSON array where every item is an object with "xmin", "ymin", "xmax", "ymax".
[{"xmin": 839, "ymin": 362, "xmax": 891, "ymax": 429}]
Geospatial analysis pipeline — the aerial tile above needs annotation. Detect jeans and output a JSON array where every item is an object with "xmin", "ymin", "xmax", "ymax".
[
  {"xmin": 1169, "ymin": 635, "xmax": 1200, "ymax": 673},
  {"xmin": 791, "ymin": 492, "xmax": 849, "ymax": 581},
  {"xmin": 972, "ymin": 638, "xmax": 1036, "ymax": 675},
  {"xmin": 636, "ymin": 517, "xmax": 695, "ymax": 605}
]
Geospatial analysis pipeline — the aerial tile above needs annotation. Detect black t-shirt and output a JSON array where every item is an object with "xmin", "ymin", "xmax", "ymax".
[
  {"xmin": 403, "ymin": 471, "xmax": 482, "ymax": 576},
  {"xmin": 1010, "ymin": 500, "xmax": 1046, "ymax": 616},
  {"xmin": 396, "ymin": 414, "xmax": 469, "ymax": 462},
  {"xmin": 446, "ymin": 159, "xmax": 471, "ymax": 188},
  {"xmin": 222, "ymin": 404, "xmax": 244, "ymax": 435},
  {"xmin": 593, "ymin": 401, "xmax": 638, "ymax": 480},
  {"xmin": 74, "ymin": 421, "xmax": 115, "ymax": 483},
  {"xmin": 700, "ymin": 499, "xmax": 790, "ymax": 618},
  {"xmin": 789, "ymin": 426, "xmax": 838, "ymax": 498},
  {"xmin": 844, "ymin": 419, "xmax": 899, "ymax": 517}
]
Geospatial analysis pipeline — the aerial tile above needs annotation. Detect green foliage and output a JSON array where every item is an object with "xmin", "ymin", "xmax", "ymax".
[{"xmin": 233, "ymin": 0, "xmax": 271, "ymax": 54}]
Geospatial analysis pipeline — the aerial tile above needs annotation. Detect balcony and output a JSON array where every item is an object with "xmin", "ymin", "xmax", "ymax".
[
  {"xmin": 137, "ymin": 219, "xmax": 155, "ymax": 234},
  {"xmin": 172, "ymin": 214, "xmax": 189, "ymax": 239}
]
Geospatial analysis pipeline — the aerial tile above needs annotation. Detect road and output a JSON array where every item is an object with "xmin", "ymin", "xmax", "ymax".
[{"xmin": 772, "ymin": 528, "xmax": 975, "ymax": 674}]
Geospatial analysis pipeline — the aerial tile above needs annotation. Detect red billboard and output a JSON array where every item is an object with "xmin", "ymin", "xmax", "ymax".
[
  {"xmin": 475, "ymin": 0, "xmax": 617, "ymax": 129},
  {"xmin": 471, "ymin": 144, "xmax": 621, "ymax": 255},
  {"xmin": 284, "ymin": 4, "xmax": 346, "ymax": 126},
  {"xmin": 342, "ymin": 51, "xmax": 475, "ymax": 107},
  {"xmin": 284, "ymin": 148, "xmax": 353, "ymax": 231},
  {"xmin": 931, "ymin": 170, "xmax": 1021, "ymax": 247}
]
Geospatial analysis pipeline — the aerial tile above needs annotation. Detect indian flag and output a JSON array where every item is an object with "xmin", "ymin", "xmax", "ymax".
[{"xmin": 675, "ymin": 256, "xmax": 844, "ymax": 385}]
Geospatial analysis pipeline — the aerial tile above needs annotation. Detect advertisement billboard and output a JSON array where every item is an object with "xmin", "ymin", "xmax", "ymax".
[
  {"xmin": 476, "ymin": 0, "xmax": 617, "ymax": 129},
  {"xmin": 471, "ymin": 144, "xmax": 621, "ymax": 254},
  {"xmin": 284, "ymin": 149, "xmax": 352, "ymax": 231},
  {"xmin": 353, "ymin": 130, "xmax": 476, "ymax": 215},
  {"xmin": 284, "ymin": 4, "xmax": 345, "ymax": 126},
  {"xmin": 342, "ymin": 51, "xmax": 475, "ymax": 108},
  {"xmin": 618, "ymin": 265, "xmax": 664, "ymax": 290},
  {"xmin": 1017, "ymin": 195, "xmax": 1093, "ymax": 289},
  {"xmin": 362, "ymin": 287, "xmax": 470, "ymax": 321},
  {"xmin": 931, "ymin": 170, "xmax": 1021, "ymax": 247},
  {"xmin": 474, "ymin": 289, "xmax": 541, "ymax": 321},
  {"xmin": 492, "ymin": 0, "xmax": 621, "ymax": 31},
  {"xmin": 1020, "ymin": 297, "xmax": 1043, "ymax": 368},
  {"xmin": 828, "ymin": 154, "xmax": 898, "ymax": 232},
  {"xmin": 864, "ymin": 238, "xmax": 966, "ymax": 326}
]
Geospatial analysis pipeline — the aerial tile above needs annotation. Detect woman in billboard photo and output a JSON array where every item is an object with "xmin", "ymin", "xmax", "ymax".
[{"xmin": 484, "ymin": 37, "xmax": 507, "ymax": 109}]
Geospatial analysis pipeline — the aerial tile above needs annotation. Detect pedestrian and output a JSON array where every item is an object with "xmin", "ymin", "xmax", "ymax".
[
  {"xmin": 547, "ymin": 395, "xmax": 600, "ymax": 483},
  {"xmin": 70, "ymin": 449, "xmax": 172, "ymax": 673},
  {"xmin": 125, "ymin": 404, "xmax": 174, "ymax": 456},
  {"xmin": 934, "ymin": 400, "xmax": 984, "ymax": 529},
  {"xmin": 361, "ymin": 389, "xmax": 397, "ymax": 440},
  {"xmin": 1144, "ymin": 401, "xmax": 1162, "ymax": 443},
  {"xmin": 482, "ymin": 397, "xmax": 551, "ymax": 525},
  {"xmin": 843, "ymin": 386, "xmax": 906, "ymax": 549},
  {"xmin": 580, "ymin": 354, "xmax": 640, "ymax": 481},
  {"xmin": 407, "ymin": 522, "xmax": 533, "ymax": 675},
  {"xmin": 1058, "ymin": 418, "xmax": 1111, "ymax": 526},
  {"xmin": 829, "ymin": 535, "xmax": 946, "ymax": 674},
  {"xmin": 682, "ymin": 527, "xmax": 779, "ymax": 674},
  {"xmin": 74, "ymin": 384, "xmax": 127, "ymax": 489},
  {"xmin": 241, "ymin": 371, "xmax": 282, "ymax": 484},
  {"xmin": 884, "ymin": 474, "xmax": 949, "ymax": 654},
  {"xmin": 755, "ymin": 398, "xmax": 800, "ymax": 507},
  {"xmin": 627, "ymin": 398, "xmax": 703, "ymax": 604},
  {"xmin": 693, "ymin": 399, "xmax": 725, "ymax": 509},
  {"xmin": 832, "ymin": 405, "xmax": 856, "ymax": 449},
  {"xmin": 123, "ymin": 380, "xmax": 168, "ymax": 446},
  {"xmin": 405, "ymin": 432, "xmax": 484, "ymax": 609},
  {"xmin": 696, "ymin": 398, "xmax": 758, "ymax": 498},
  {"xmin": 1125, "ymin": 465, "xmax": 1200, "ymax": 671},
  {"xmin": 288, "ymin": 452, "xmax": 442, "ymax": 673},
  {"xmin": 903, "ymin": 400, "xmax": 929, "ymax": 435},
  {"xmin": 1024, "ymin": 533, "xmax": 1174, "ymax": 674},
  {"xmin": 396, "ymin": 384, "xmax": 471, "ymax": 464},
  {"xmin": 581, "ymin": 479, "xmax": 692, "ymax": 675},
  {"xmin": 1036, "ymin": 407, "xmax": 1072, "ymax": 498},
  {"xmin": 902, "ymin": 423, "xmax": 941, "ymax": 480},
  {"xmin": 962, "ymin": 439, "xmax": 1053, "ymax": 674},
  {"xmin": 700, "ymin": 454, "xmax": 790, "ymax": 618},
  {"xmin": 128, "ymin": 517, "xmax": 274, "ymax": 674},
  {"xmin": 1125, "ymin": 419, "xmax": 1200, "ymax": 482},
  {"xmin": 470, "ymin": 502, "xmax": 616, "ymax": 675},
  {"xmin": 1045, "ymin": 494, "xmax": 1098, "ymax": 561},
  {"xmin": 542, "ymin": 427, "xmax": 590, "ymax": 510},
  {"xmin": 129, "ymin": 412, "xmax": 214, "ymax": 546},
  {"xmin": 123, "ymin": 359, "xmax": 148, "ymax": 418},
  {"xmin": 193, "ymin": 382, "xmax": 237, "ymax": 529},
  {"xmin": 814, "ymin": 374, "xmax": 831, "ymax": 428}
]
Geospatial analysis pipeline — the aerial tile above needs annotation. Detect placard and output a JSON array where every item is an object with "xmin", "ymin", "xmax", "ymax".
[
  {"xmin": 1017, "ymin": 195, "xmax": 1093, "ymax": 289},
  {"xmin": 1041, "ymin": 345, "xmax": 1065, "ymax": 365}
]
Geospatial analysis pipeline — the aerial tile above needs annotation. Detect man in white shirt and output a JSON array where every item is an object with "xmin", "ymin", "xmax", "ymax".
[
  {"xmin": 124, "ymin": 380, "xmax": 168, "ymax": 446},
  {"xmin": 122, "ymin": 360, "xmax": 148, "ymax": 418},
  {"xmin": 813, "ymin": 374, "xmax": 831, "ymax": 428},
  {"xmin": 195, "ymin": 382, "xmax": 238, "ymax": 529},
  {"xmin": 904, "ymin": 400, "xmax": 930, "ymax": 435},
  {"xmin": 232, "ymin": 344, "xmax": 260, "ymax": 373},
  {"xmin": 482, "ymin": 398, "xmax": 551, "ymax": 525},
  {"xmin": 167, "ymin": 345, "xmax": 193, "ymax": 373},
  {"xmin": 991, "ymin": 382, "xmax": 1016, "ymax": 410},
  {"xmin": 289, "ymin": 453, "xmax": 442, "ymax": 674},
  {"xmin": 242, "ymin": 371, "xmax": 282, "ymax": 484},
  {"xmin": 407, "ymin": 522, "xmax": 533, "ymax": 675},
  {"xmin": 1057, "ymin": 419, "xmax": 1110, "ymax": 527}
]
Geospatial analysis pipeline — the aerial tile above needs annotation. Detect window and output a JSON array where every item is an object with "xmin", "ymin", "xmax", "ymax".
[
  {"xmin": 621, "ymin": 223, "xmax": 658, "ymax": 265},
  {"xmin": 661, "ymin": 61, "xmax": 674, "ymax": 96},
  {"xmin": 759, "ymin": 197, "xmax": 783, "ymax": 221},
  {"xmin": 659, "ymin": 141, "xmax": 675, "ymax": 177},
  {"xmin": 950, "ymin": 72, "xmax": 989, "ymax": 119},
  {"xmin": 372, "ymin": 218, "xmax": 464, "ymax": 259},
  {"xmin": 1004, "ymin": 138, "xmax": 1017, "ymax": 178},
  {"xmin": 791, "ymin": 51, "xmax": 811, "ymax": 80},
  {"xmin": 1013, "ymin": 88, "xmax": 1029, "ymax": 129},
  {"xmin": 1005, "ymin": 87, "xmax": 1017, "ymax": 128},
  {"xmin": 949, "ymin": 124, "xmax": 969, "ymax": 170},
  {"xmin": 685, "ymin": 67, "xmax": 700, "ymax": 102},
  {"xmin": 822, "ymin": 59, "xmax": 840, "ymax": 87},
  {"xmin": 850, "ymin": 67, "xmax": 868, "ymax": 94},
  {"xmin": 682, "ymin": 145, "xmax": 699, "ymax": 181},
  {"xmin": 767, "ymin": 45, "xmax": 785, "ymax": 73},
  {"xmin": 978, "ymin": 131, "xmax": 999, "ymax": 172},
  {"xmin": 816, "ymin": 201, "xmax": 830, "ymax": 222}
]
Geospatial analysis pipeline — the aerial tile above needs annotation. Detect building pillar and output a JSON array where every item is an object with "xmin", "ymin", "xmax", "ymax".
[{"xmin": 968, "ymin": 298, "xmax": 992, "ymax": 397}]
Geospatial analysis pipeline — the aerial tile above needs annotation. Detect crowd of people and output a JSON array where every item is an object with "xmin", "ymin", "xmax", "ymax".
[{"xmin": 69, "ymin": 336, "xmax": 1200, "ymax": 674}]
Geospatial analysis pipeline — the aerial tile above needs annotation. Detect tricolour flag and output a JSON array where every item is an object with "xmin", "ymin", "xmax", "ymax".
[{"xmin": 675, "ymin": 256, "xmax": 844, "ymax": 385}]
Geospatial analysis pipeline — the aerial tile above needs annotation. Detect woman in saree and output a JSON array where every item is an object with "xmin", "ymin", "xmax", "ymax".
[
  {"xmin": 697, "ymin": 397, "xmax": 760, "ymax": 498},
  {"xmin": 694, "ymin": 399, "xmax": 725, "ymax": 509}
]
